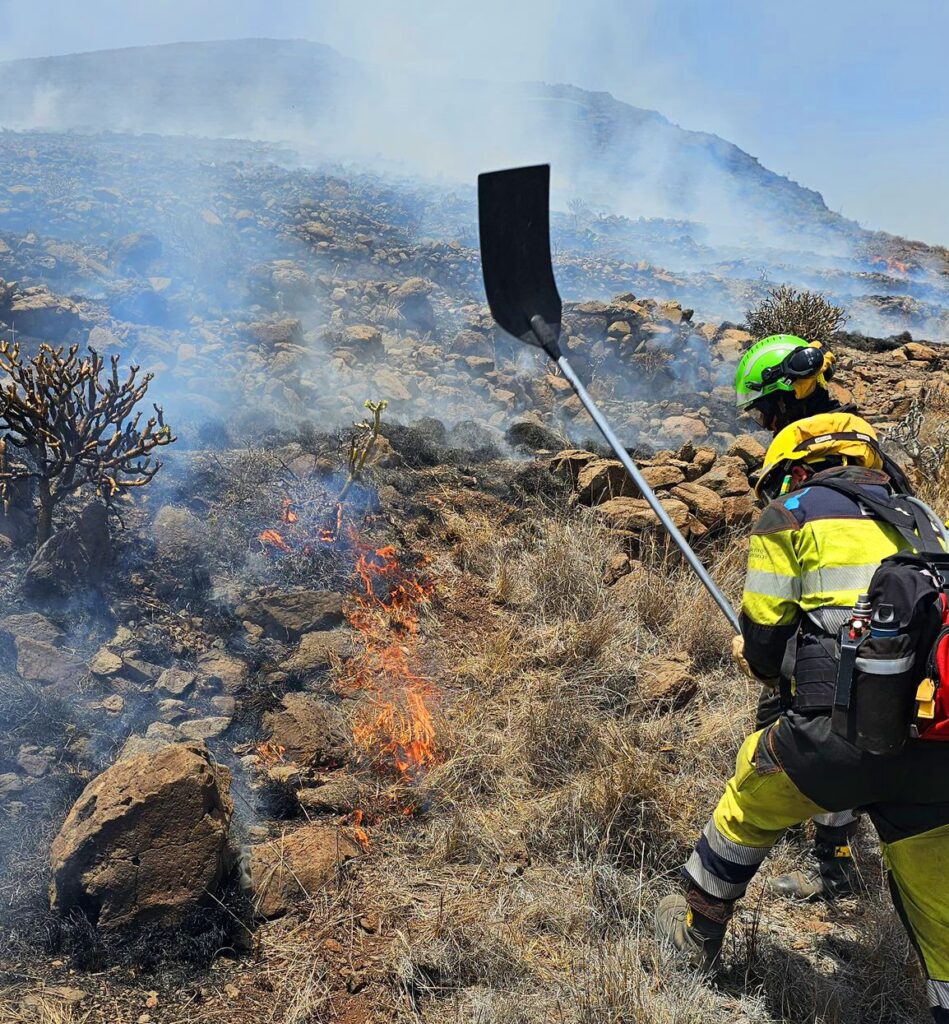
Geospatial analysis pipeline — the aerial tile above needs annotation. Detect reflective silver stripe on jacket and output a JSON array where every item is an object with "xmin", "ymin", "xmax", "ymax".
[
  {"xmin": 855, "ymin": 655, "xmax": 916, "ymax": 674},
  {"xmin": 807, "ymin": 608, "xmax": 850, "ymax": 634},
  {"xmin": 928, "ymin": 979, "xmax": 949, "ymax": 1009},
  {"xmin": 700, "ymin": 819, "xmax": 771, "ymax": 866},
  {"xmin": 813, "ymin": 810, "xmax": 859, "ymax": 828},
  {"xmin": 744, "ymin": 570, "xmax": 801, "ymax": 600},
  {"xmin": 683, "ymin": 851, "xmax": 748, "ymax": 901},
  {"xmin": 801, "ymin": 562, "xmax": 881, "ymax": 596}
]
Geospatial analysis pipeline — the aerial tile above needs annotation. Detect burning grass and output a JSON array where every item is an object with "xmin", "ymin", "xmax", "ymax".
[{"xmin": 336, "ymin": 500, "xmax": 930, "ymax": 1024}]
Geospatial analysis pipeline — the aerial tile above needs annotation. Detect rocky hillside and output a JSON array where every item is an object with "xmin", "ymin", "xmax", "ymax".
[{"xmin": 0, "ymin": 116, "xmax": 947, "ymax": 1023}]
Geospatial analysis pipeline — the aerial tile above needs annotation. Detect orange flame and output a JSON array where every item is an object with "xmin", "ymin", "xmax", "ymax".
[
  {"xmin": 259, "ymin": 528, "xmax": 291, "ymax": 552},
  {"xmin": 871, "ymin": 255, "xmax": 909, "ymax": 275},
  {"xmin": 339, "ymin": 536, "xmax": 440, "ymax": 783},
  {"xmin": 350, "ymin": 809, "xmax": 370, "ymax": 851},
  {"xmin": 260, "ymin": 499, "xmax": 344, "ymax": 554}
]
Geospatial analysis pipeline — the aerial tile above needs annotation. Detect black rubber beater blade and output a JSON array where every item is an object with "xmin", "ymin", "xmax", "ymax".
[{"xmin": 478, "ymin": 164, "xmax": 562, "ymax": 356}]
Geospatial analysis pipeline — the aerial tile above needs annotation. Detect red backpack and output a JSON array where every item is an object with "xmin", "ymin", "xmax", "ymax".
[{"xmin": 917, "ymin": 591, "xmax": 949, "ymax": 740}]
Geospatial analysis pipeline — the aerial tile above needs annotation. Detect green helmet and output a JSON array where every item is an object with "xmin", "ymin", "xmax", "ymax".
[{"xmin": 735, "ymin": 334, "xmax": 812, "ymax": 409}]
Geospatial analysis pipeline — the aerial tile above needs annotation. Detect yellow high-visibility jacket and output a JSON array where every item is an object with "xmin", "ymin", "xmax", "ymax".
[{"xmin": 740, "ymin": 466, "xmax": 909, "ymax": 682}]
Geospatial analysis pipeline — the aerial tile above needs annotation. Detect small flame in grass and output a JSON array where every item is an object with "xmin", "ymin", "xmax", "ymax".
[
  {"xmin": 259, "ymin": 529, "xmax": 291, "ymax": 553},
  {"xmin": 259, "ymin": 500, "xmax": 344, "ymax": 552},
  {"xmin": 350, "ymin": 809, "xmax": 370, "ymax": 851},
  {"xmin": 257, "ymin": 496, "xmax": 440, "ymax": 838},
  {"xmin": 352, "ymin": 687, "xmax": 439, "ymax": 778}
]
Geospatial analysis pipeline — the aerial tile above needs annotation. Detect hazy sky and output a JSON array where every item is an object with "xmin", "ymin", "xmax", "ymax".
[{"xmin": 0, "ymin": 0, "xmax": 946, "ymax": 243}]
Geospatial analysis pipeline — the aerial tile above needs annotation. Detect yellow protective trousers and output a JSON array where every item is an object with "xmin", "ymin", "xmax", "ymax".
[{"xmin": 683, "ymin": 728, "xmax": 949, "ymax": 1021}]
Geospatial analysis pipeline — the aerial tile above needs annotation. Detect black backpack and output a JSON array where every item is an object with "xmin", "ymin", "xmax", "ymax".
[{"xmin": 805, "ymin": 475, "xmax": 949, "ymax": 755}]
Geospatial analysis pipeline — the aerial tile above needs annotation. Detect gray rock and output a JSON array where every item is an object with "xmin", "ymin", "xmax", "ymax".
[
  {"xmin": 236, "ymin": 587, "xmax": 345, "ymax": 640},
  {"xmin": 24, "ymin": 502, "xmax": 111, "ymax": 598},
  {"xmin": 196, "ymin": 651, "xmax": 249, "ymax": 694},
  {"xmin": 0, "ymin": 612, "xmax": 63, "ymax": 645},
  {"xmin": 178, "ymin": 716, "xmax": 231, "ymax": 741},
  {"xmin": 156, "ymin": 667, "xmax": 197, "ymax": 696},
  {"xmin": 15, "ymin": 637, "xmax": 85, "ymax": 688},
  {"xmin": 0, "ymin": 772, "xmax": 24, "ymax": 801},
  {"xmin": 116, "ymin": 722, "xmax": 182, "ymax": 762},
  {"xmin": 153, "ymin": 505, "xmax": 208, "ymax": 563}
]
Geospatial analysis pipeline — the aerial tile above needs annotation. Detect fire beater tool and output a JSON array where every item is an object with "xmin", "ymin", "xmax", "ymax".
[{"xmin": 478, "ymin": 163, "xmax": 741, "ymax": 635}]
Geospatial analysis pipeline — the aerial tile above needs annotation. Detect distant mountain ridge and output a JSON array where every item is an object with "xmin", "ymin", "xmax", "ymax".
[{"xmin": 0, "ymin": 38, "xmax": 846, "ymax": 248}]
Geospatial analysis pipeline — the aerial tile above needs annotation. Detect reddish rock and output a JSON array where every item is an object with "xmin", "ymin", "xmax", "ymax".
[
  {"xmin": 244, "ymin": 825, "xmax": 361, "ymax": 918},
  {"xmin": 263, "ymin": 693, "xmax": 350, "ymax": 767},
  {"xmin": 596, "ymin": 496, "xmax": 691, "ymax": 534},
  {"xmin": 49, "ymin": 744, "xmax": 232, "ymax": 929},
  {"xmin": 671, "ymin": 482, "xmax": 726, "ymax": 526}
]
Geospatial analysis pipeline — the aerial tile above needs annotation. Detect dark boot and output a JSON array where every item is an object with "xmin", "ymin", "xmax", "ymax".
[
  {"xmin": 655, "ymin": 885, "xmax": 734, "ymax": 972},
  {"xmin": 768, "ymin": 822, "xmax": 859, "ymax": 900}
]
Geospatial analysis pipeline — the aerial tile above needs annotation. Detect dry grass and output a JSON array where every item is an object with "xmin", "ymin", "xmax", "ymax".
[
  {"xmin": 340, "ymin": 502, "xmax": 934, "ymax": 1023},
  {"xmin": 0, "ymin": 995, "xmax": 91, "ymax": 1024},
  {"xmin": 6, "ymin": 467, "xmax": 932, "ymax": 1023}
]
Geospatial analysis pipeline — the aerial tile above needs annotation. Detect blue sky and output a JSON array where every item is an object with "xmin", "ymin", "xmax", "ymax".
[{"xmin": 0, "ymin": 0, "xmax": 946, "ymax": 243}]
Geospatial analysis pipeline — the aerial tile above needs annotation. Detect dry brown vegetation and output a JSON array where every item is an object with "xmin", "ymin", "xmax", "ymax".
[
  {"xmin": 261, "ymin": 495, "xmax": 937, "ymax": 1023},
  {"xmin": 745, "ymin": 285, "xmax": 849, "ymax": 345}
]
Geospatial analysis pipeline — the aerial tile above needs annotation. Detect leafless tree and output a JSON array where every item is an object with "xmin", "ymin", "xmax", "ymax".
[{"xmin": 0, "ymin": 342, "xmax": 175, "ymax": 543}]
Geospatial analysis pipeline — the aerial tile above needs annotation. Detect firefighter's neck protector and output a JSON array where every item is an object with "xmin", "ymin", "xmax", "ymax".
[
  {"xmin": 735, "ymin": 335, "xmax": 836, "ymax": 410},
  {"xmin": 754, "ymin": 412, "xmax": 885, "ymax": 500}
]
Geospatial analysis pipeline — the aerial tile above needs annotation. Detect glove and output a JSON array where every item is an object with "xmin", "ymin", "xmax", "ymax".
[{"xmin": 731, "ymin": 635, "xmax": 756, "ymax": 679}]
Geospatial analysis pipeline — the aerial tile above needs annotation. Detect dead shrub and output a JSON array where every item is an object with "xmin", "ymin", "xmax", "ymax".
[{"xmin": 745, "ymin": 285, "xmax": 848, "ymax": 345}]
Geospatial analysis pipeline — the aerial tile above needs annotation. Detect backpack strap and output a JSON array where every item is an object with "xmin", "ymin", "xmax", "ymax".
[{"xmin": 804, "ymin": 475, "xmax": 943, "ymax": 553}]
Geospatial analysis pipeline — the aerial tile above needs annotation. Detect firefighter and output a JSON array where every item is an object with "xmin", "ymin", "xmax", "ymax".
[
  {"xmin": 735, "ymin": 334, "xmax": 912, "ymax": 492},
  {"xmin": 655, "ymin": 413, "xmax": 949, "ymax": 1021},
  {"xmin": 736, "ymin": 337, "xmax": 862, "ymax": 899},
  {"xmin": 735, "ymin": 340, "xmax": 918, "ymax": 899}
]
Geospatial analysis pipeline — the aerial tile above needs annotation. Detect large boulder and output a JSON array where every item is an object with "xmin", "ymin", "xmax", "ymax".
[
  {"xmin": 262, "ymin": 693, "xmax": 350, "ymax": 767},
  {"xmin": 50, "ymin": 743, "xmax": 233, "ymax": 929},
  {"xmin": 3, "ymin": 285, "xmax": 86, "ymax": 340},
  {"xmin": 243, "ymin": 825, "xmax": 361, "ymax": 918},
  {"xmin": 595, "ymin": 496, "xmax": 691, "ymax": 534},
  {"xmin": 152, "ymin": 504, "xmax": 209, "ymax": 573},
  {"xmin": 236, "ymin": 587, "xmax": 345, "ymax": 640},
  {"xmin": 24, "ymin": 502, "xmax": 111, "ymax": 598}
]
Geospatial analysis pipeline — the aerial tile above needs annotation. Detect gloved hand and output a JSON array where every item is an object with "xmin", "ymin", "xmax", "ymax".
[{"xmin": 731, "ymin": 635, "xmax": 756, "ymax": 679}]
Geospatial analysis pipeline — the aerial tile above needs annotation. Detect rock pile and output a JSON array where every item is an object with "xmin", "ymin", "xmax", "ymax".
[{"xmin": 550, "ymin": 434, "xmax": 766, "ymax": 538}]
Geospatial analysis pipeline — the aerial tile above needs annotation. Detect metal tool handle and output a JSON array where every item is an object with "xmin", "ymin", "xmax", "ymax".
[{"xmin": 554, "ymin": 351, "xmax": 742, "ymax": 635}]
